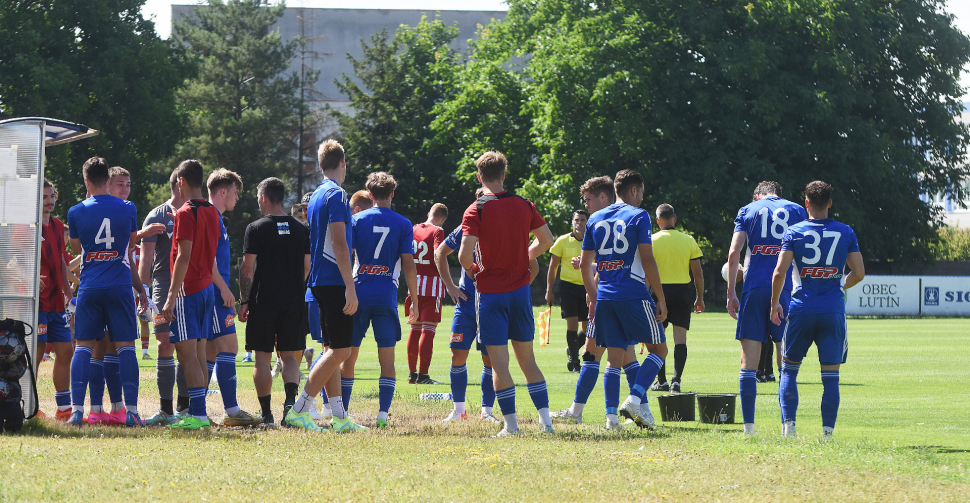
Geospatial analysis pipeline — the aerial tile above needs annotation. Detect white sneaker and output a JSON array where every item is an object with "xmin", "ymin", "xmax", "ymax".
[
  {"xmin": 271, "ymin": 359, "xmax": 283, "ymax": 378},
  {"xmin": 492, "ymin": 426, "xmax": 521, "ymax": 437},
  {"xmin": 308, "ymin": 403, "xmax": 323, "ymax": 420},
  {"xmin": 619, "ymin": 397, "xmax": 655, "ymax": 431},
  {"xmin": 319, "ymin": 404, "xmax": 333, "ymax": 418},
  {"xmin": 479, "ymin": 412, "xmax": 501, "ymax": 424},
  {"xmin": 605, "ymin": 418, "xmax": 623, "ymax": 431},
  {"xmin": 551, "ymin": 407, "xmax": 583, "ymax": 424},
  {"xmin": 743, "ymin": 423, "xmax": 756, "ymax": 435},
  {"xmin": 441, "ymin": 409, "xmax": 468, "ymax": 423},
  {"xmin": 821, "ymin": 428, "xmax": 833, "ymax": 442},
  {"xmin": 782, "ymin": 420, "xmax": 797, "ymax": 437}
]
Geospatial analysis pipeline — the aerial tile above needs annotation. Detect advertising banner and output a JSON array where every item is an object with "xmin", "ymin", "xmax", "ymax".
[
  {"xmin": 845, "ymin": 275, "xmax": 921, "ymax": 316},
  {"xmin": 919, "ymin": 276, "xmax": 970, "ymax": 316}
]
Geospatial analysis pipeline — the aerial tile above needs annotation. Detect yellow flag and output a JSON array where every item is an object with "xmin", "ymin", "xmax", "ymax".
[{"xmin": 537, "ymin": 307, "xmax": 552, "ymax": 346}]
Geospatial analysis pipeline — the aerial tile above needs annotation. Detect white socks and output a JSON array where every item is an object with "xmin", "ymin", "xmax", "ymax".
[
  {"xmin": 627, "ymin": 395, "xmax": 642, "ymax": 407},
  {"xmin": 503, "ymin": 413, "xmax": 518, "ymax": 431},
  {"xmin": 454, "ymin": 402, "xmax": 466, "ymax": 415},
  {"xmin": 224, "ymin": 406, "xmax": 240, "ymax": 416},
  {"xmin": 537, "ymin": 407, "xmax": 551, "ymax": 427},
  {"xmin": 377, "ymin": 411, "xmax": 388, "ymax": 421},
  {"xmin": 569, "ymin": 402, "xmax": 585, "ymax": 417},
  {"xmin": 293, "ymin": 390, "xmax": 314, "ymax": 413},
  {"xmin": 330, "ymin": 396, "xmax": 347, "ymax": 419},
  {"xmin": 743, "ymin": 423, "xmax": 755, "ymax": 435},
  {"xmin": 482, "ymin": 406, "xmax": 493, "ymax": 416}
]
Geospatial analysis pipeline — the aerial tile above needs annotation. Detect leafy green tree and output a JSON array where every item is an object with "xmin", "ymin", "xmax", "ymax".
[
  {"xmin": 0, "ymin": 0, "xmax": 186, "ymax": 217},
  {"xmin": 334, "ymin": 16, "xmax": 467, "ymax": 228}
]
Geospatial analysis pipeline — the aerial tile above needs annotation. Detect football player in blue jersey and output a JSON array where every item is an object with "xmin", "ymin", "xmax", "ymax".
[
  {"xmin": 66, "ymin": 157, "xmax": 149, "ymax": 426},
  {"xmin": 726, "ymin": 181, "xmax": 808, "ymax": 435},
  {"xmin": 580, "ymin": 169, "xmax": 668, "ymax": 430},
  {"xmin": 770, "ymin": 181, "xmax": 864, "ymax": 439},
  {"xmin": 338, "ymin": 172, "xmax": 419, "ymax": 429}
]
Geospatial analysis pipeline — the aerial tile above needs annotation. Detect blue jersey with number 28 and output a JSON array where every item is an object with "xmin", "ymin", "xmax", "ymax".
[
  {"xmin": 582, "ymin": 203, "xmax": 654, "ymax": 302},
  {"xmin": 352, "ymin": 206, "xmax": 414, "ymax": 307},
  {"xmin": 67, "ymin": 194, "xmax": 137, "ymax": 290},
  {"xmin": 781, "ymin": 219, "xmax": 859, "ymax": 315},
  {"xmin": 734, "ymin": 196, "xmax": 807, "ymax": 293}
]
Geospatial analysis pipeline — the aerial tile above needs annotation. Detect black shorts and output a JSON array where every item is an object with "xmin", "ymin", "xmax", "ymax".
[
  {"xmin": 559, "ymin": 281, "xmax": 589, "ymax": 322},
  {"xmin": 245, "ymin": 305, "xmax": 307, "ymax": 353},
  {"xmin": 658, "ymin": 283, "xmax": 695, "ymax": 330},
  {"xmin": 311, "ymin": 285, "xmax": 354, "ymax": 350}
]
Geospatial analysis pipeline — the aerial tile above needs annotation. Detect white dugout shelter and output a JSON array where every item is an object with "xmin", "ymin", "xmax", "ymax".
[{"xmin": 0, "ymin": 117, "xmax": 98, "ymax": 418}]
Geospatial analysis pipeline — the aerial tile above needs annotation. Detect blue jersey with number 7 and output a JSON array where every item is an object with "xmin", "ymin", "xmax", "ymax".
[
  {"xmin": 733, "ymin": 196, "xmax": 807, "ymax": 293},
  {"xmin": 781, "ymin": 218, "xmax": 859, "ymax": 315},
  {"xmin": 581, "ymin": 203, "xmax": 654, "ymax": 302},
  {"xmin": 352, "ymin": 206, "xmax": 415, "ymax": 307},
  {"xmin": 67, "ymin": 194, "xmax": 137, "ymax": 291}
]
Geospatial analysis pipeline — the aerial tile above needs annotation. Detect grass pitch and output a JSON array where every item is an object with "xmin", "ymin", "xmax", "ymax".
[{"xmin": 2, "ymin": 310, "xmax": 968, "ymax": 501}]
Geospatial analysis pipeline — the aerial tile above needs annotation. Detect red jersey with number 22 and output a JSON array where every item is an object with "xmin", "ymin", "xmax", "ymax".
[
  {"xmin": 170, "ymin": 199, "xmax": 221, "ymax": 296},
  {"xmin": 412, "ymin": 222, "xmax": 444, "ymax": 297},
  {"xmin": 462, "ymin": 191, "xmax": 545, "ymax": 294}
]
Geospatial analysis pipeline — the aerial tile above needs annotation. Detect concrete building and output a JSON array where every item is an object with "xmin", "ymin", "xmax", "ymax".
[{"xmin": 922, "ymin": 102, "xmax": 970, "ymax": 228}]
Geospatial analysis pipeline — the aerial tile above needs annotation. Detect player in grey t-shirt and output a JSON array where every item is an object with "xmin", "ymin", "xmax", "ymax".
[{"xmin": 139, "ymin": 171, "xmax": 185, "ymax": 425}]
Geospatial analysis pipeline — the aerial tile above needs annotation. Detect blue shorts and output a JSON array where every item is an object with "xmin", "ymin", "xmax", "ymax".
[
  {"xmin": 449, "ymin": 297, "xmax": 487, "ymax": 355},
  {"xmin": 307, "ymin": 299, "xmax": 322, "ymax": 342},
  {"xmin": 38, "ymin": 312, "xmax": 72, "ymax": 344},
  {"xmin": 352, "ymin": 304, "xmax": 401, "ymax": 348},
  {"xmin": 75, "ymin": 287, "xmax": 138, "ymax": 342},
  {"xmin": 735, "ymin": 287, "xmax": 790, "ymax": 343},
  {"xmin": 169, "ymin": 287, "xmax": 215, "ymax": 343},
  {"xmin": 476, "ymin": 285, "xmax": 534, "ymax": 346},
  {"xmin": 591, "ymin": 299, "xmax": 665, "ymax": 349},
  {"xmin": 782, "ymin": 312, "xmax": 848, "ymax": 366},
  {"xmin": 211, "ymin": 303, "xmax": 237, "ymax": 339}
]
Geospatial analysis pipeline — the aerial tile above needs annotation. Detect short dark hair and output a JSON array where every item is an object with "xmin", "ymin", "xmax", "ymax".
[
  {"xmin": 476, "ymin": 151, "xmax": 507, "ymax": 183},
  {"xmin": 804, "ymin": 180, "xmax": 832, "ymax": 210},
  {"xmin": 580, "ymin": 176, "xmax": 615, "ymax": 201},
  {"xmin": 43, "ymin": 179, "xmax": 57, "ymax": 197},
  {"xmin": 365, "ymin": 171, "xmax": 397, "ymax": 200},
  {"xmin": 573, "ymin": 209, "xmax": 589, "ymax": 220},
  {"xmin": 169, "ymin": 169, "xmax": 179, "ymax": 195},
  {"xmin": 614, "ymin": 169, "xmax": 644, "ymax": 197},
  {"xmin": 753, "ymin": 181, "xmax": 782, "ymax": 200},
  {"xmin": 108, "ymin": 166, "xmax": 130, "ymax": 179},
  {"xmin": 207, "ymin": 168, "xmax": 243, "ymax": 194},
  {"xmin": 83, "ymin": 157, "xmax": 110, "ymax": 186},
  {"xmin": 656, "ymin": 204, "xmax": 675, "ymax": 220},
  {"xmin": 173, "ymin": 159, "xmax": 204, "ymax": 189},
  {"xmin": 318, "ymin": 139, "xmax": 345, "ymax": 172},
  {"xmin": 257, "ymin": 177, "xmax": 285, "ymax": 205}
]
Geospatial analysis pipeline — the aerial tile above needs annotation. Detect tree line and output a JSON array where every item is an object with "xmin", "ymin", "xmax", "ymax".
[{"xmin": 3, "ymin": 0, "xmax": 970, "ymax": 280}]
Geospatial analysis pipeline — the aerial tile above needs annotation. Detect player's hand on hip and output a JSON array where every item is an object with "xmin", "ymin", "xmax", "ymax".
[
  {"xmin": 694, "ymin": 297, "xmax": 705, "ymax": 314},
  {"xmin": 726, "ymin": 294, "xmax": 739, "ymax": 320},
  {"xmin": 654, "ymin": 300, "xmax": 668, "ymax": 323},
  {"xmin": 770, "ymin": 302, "xmax": 784, "ymax": 326},
  {"xmin": 545, "ymin": 289, "xmax": 554, "ymax": 306},
  {"xmin": 220, "ymin": 287, "xmax": 235, "ymax": 309},
  {"xmin": 343, "ymin": 288, "xmax": 358, "ymax": 316}
]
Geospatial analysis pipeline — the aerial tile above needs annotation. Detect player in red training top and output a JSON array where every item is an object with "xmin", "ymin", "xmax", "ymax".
[
  {"xmin": 161, "ymin": 159, "xmax": 222, "ymax": 430},
  {"xmin": 38, "ymin": 180, "xmax": 74, "ymax": 421},
  {"xmin": 406, "ymin": 203, "xmax": 448, "ymax": 385},
  {"xmin": 458, "ymin": 151, "xmax": 555, "ymax": 436}
]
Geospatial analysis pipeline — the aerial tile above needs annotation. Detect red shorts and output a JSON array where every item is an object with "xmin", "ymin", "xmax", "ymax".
[{"xmin": 405, "ymin": 294, "xmax": 442, "ymax": 324}]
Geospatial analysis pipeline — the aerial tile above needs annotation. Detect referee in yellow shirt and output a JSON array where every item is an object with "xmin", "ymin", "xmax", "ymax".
[
  {"xmin": 545, "ymin": 209, "xmax": 589, "ymax": 373},
  {"xmin": 650, "ymin": 204, "xmax": 704, "ymax": 393}
]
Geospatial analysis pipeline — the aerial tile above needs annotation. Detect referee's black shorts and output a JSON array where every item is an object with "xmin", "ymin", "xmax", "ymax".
[
  {"xmin": 559, "ymin": 280, "xmax": 588, "ymax": 322},
  {"xmin": 657, "ymin": 283, "xmax": 695, "ymax": 330},
  {"xmin": 311, "ymin": 285, "xmax": 354, "ymax": 350},
  {"xmin": 245, "ymin": 305, "xmax": 307, "ymax": 353}
]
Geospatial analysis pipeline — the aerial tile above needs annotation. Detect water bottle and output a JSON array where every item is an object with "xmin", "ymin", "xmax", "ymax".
[{"xmin": 420, "ymin": 393, "xmax": 453, "ymax": 401}]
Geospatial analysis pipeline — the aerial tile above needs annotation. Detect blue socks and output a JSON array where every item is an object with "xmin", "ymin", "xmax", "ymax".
[
  {"xmin": 604, "ymin": 367, "xmax": 621, "ymax": 415},
  {"xmin": 820, "ymin": 370, "xmax": 840, "ymax": 429},
  {"xmin": 116, "ymin": 346, "xmax": 138, "ymax": 410},
  {"xmin": 188, "ymin": 386, "xmax": 207, "ymax": 419},
  {"xmin": 71, "ymin": 346, "xmax": 94, "ymax": 407},
  {"xmin": 481, "ymin": 366, "xmax": 495, "ymax": 408},
  {"xmin": 378, "ymin": 376, "xmax": 395, "ymax": 413},
  {"xmin": 341, "ymin": 377, "xmax": 354, "ymax": 410},
  {"xmin": 103, "ymin": 353, "xmax": 122, "ymax": 405},
  {"xmin": 574, "ymin": 361, "xmax": 600, "ymax": 404},
  {"xmin": 88, "ymin": 357, "xmax": 105, "ymax": 408},
  {"xmin": 622, "ymin": 361, "xmax": 639, "ymax": 393},
  {"xmin": 632, "ymin": 353, "xmax": 664, "ymax": 400},
  {"xmin": 526, "ymin": 381, "xmax": 549, "ymax": 410},
  {"xmin": 216, "ymin": 352, "xmax": 238, "ymax": 413},
  {"xmin": 496, "ymin": 386, "xmax": 516, "ymax": 415},
  {"xmin": 739, "ymin": 368, "xmax": 758, "ymax": 424},
  {"xmin": 55, "ymin": 390, "xmax": 71, "ymax": 408},
  {"xmin": 778, "ymin": 362, "xmax": 800, "ymax": 423},
  {"xmin": 450, "ymin": 365, "xmax": 467, "ymax": 403}
]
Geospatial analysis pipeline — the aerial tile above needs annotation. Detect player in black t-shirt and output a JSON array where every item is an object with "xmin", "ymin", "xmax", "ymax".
[{"xmin": 238, "ymin": 178, "xmax": 312, "ymax": 427}]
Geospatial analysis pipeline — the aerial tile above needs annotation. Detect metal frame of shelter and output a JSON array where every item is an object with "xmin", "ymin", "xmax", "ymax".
[{"xmin": 0, "ymin": 117, "xmax": 98, "ymax": 419}]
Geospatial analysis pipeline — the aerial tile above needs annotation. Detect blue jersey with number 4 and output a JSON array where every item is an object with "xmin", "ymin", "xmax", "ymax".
[
  {"xmin": 352, "ymin": 207, "xmax": 414, "ymax": 307},
  {"xmin": 734, "ymin": 196, "xmax": 807, "ymax": 292},
  {"xmin": 782, "ymin": 219, "xmax": 859, "ymax": 315},
  {"xmin": 67, "ymin": 194, "xmax": 137, "ymax": 290},
  {"xmin": 582, "ymin": 203, "xmax": 654, "ymax": 301}
]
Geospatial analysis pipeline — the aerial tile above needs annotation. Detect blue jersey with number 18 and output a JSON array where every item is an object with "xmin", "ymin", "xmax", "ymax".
[
  {"xmin": 782, "ymin": 219, "xmax": 859, "ymax": 315},
  {"xmin": 734, "ymin": 196, "xmax": 807, "ymax": 293},
  {"xmin": 352, "ymin": 206, "xmax": 415, "ymax": 307},
  {"xmin": 582, "ymin": 203, "xmax": 654, "ymax": 301},
  {"xmin": 67, "ymin": 194, "xmax": 137, "ymax": 290}
]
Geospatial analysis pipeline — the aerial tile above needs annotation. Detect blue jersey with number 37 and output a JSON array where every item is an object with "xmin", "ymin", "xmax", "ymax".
[
  {"xmin": 582, "ymin": 203, "xmax": 654, "ymax": 301},
  {"xmin": 67, "ymin": 194, "xmax": 137, "ymax": 291},
  {"xmin": 352, "ymin": 207, "xmax": 415, "ymax": 307},
  {"xmin": 734, "ymin": 196, "xmax": 807, "ymax": 293},
  {"xmin": 781, "ymin": 219, "xmax": 859, "ymax": 315}
]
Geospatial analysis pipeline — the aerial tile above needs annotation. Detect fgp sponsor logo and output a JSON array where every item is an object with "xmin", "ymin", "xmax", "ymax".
[
  {"xmin": 450, "ymin": 333, "xmax": 463, "ymax": 343},
  {"xmin": 277, "ymin": 222, "xmax": 290, "ymax": 235},
  {"xmin": 598, "ymin": 260, "xmax": 624, "ymax": 271},
  {"xmin": 924, "ymin": 287, "xmax": 940, "ymax": 306},
  {"xmin": 225, "ymin": 314, "xmax": 236, "ymax": 327},
  {"xmin": 799, "ymin": 267, "xmax": 842, "ymax": 279},
  {"xmin": 86, "ymin": 251, "xmax": 119, "ymax": 262},
  {"xmin": 358, "ymin": 264, "xmax": 390, "ymax": 276},
  {"xmin": 752, "ymin": 245, "xmax": 782, "ymax": 256},
  {"xmin": 153, "ymin": 314, "xmax": 167, "ymax": 326}
]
